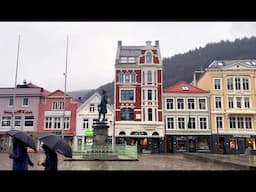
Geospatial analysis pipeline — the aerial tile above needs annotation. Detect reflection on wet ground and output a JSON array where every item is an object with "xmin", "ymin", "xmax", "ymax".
[{"xmin": 0, "ymin": 153, "xmax": 242, "ymax": 170}]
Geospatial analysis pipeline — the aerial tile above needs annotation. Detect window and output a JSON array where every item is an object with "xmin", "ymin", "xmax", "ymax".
[
  {"xmin": 147, "ymin": 71, "xmax": 152, "ymax": 83},
  {"xmin": 244, "ymin": 97, "xmax": 250, "ymax": 108},
  {"xmin": 167, "ymin": 117, "xmax": 174, "ymax": 129},
  {"xmin": 89, "ymin": 104, "xmax": 95, "ymax": 112},
  {"xmin": 199, "ymin": 99, "xmax": 206, "ymax": 110},
  {"xmin": 125, "ymin": 73, "xmax": 130, "ymax": 83},
  {"xmin": 54, "ymin": 117, "xmax": 61, "ymax": 129},
  {"xmin": 121, "ymin": 108, "xmax": 134, "ymax": 120},
  {"xmin": 59, "ymin": 102, "xmax": 64, "ymax": 110},
  {"xmin": 166, "ymin": 99, "xmax": 174, "ymax": 110},
  {"xmin": 121, "ymin": 90, "xmax": 134, "ymax": 101},
  {"xmin": 142, "ymin": 71, "xmax": 145, "ymax": 83},
  {"xmin": 52, "ymin": 102, "xmax": 58, "ymax": 110},
  {"xmin": 229, "ymin": 117, "xmax": 236, "ymax": 129},
  {"xmin": 15, "ymin": 116, "xmax": 21, "ymax": 127},
  {"xmin": 178, "ymin": 117, "xmax": 185, "ymax": 129},
  {"xmin": 120, "ymin": 57, "xmax": 127, "ymax": 63},
  {"xmin": 242, "ymin": 78, "xmax": 249, "ymax": 90},
  {"xmin": 146, "ymin": 52, "xmax": 152, "ymax": 63},
  {"xmin": 245, "ymin": 117, "xmax": 252, "ymax": 129},
  {"xmin": 148, "ymin": 90, "xmax": 152, "ymax": 100},
  {"xmin": 177, "ymin": 99, "xmax": 184, "ymax": 110},
  {"xmin": 24, "ymin": 116, "xmax": 34, "ymax": 127},
  {"xmin": 143, "ymin": 90, "xmax": 145, "ymax": 100},
  {"xmin": 128, "ymin": 57, "xmax": 136, "ymax": 63},
  {"xmin": 236, "ymin": 97, "xmax": 242, "ymax": 108},
  {"xmin": 2, "ymin": 116, "xmax": 11, "ymax": 127},
  {"xmin": 45, "ymin": 117, "xmax": 52, "ymax": 129},
  {"xmin": 8, "ymin": 98, "xmax": 13, "ymax": 107},
  {"xmin": 227, "ymin": 78, "xmax": 233, "ymax": 90},
  {"xmin": 148, "ymin": 108, "xmax": 152, "ymax": 121},
  {"xmin": 215, "ymin": 97, "xmax": 222, "ymax": 109},
  {"xmin": 228, "ymin": 97, "xmax": 234, "ymax": 109},
  {"xmin": 131, "ymin": 72, "xmax": 136, "ymax": 83},
  {"xmin": 23, "ymin": 98, "xmax": 29, "ymax": 106},
  {"xmin": 188, "ymin": 99, "xmax": 195, "ymax": 110},
  {"xmin": 214, "ymin": 79, "xmax": 221, "ymax": 90},
  {"xmin": 83, "ymin": 118, "xmax": 89, "ymax": 129},
  {"xmin": 119, "ymin": 72, "xmax": 124, "ymax": 83},
  {"xmin": 237, "ymin": 117, "xmax": 244, "ymax": 129},
  {"xmin": 188, "ymin": 117, "xmax": 196, "ymax": 129},
  {"xmin": 216, "ymin": 116, "xmax": 223, "ymax": 129},
  {"xmin": 64, "ymin": 117, "xmax": 70, "ymax": 129},
  {"xmin": 199, "ymin": 117, "xmax": 207, "ymax": 129},
  {"xmin": 235, "ymin": 77, "xmax": 241, "ymax": 90},
  {"xmin": 229, "ymin": 138, "xmax": 238, "ymax": 150}
]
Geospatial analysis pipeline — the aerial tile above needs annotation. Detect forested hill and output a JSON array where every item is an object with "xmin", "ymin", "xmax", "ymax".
[
  {"xmin": 76, "ymin": 36, "xmax": 256, "ymax": 104},
  {"xmin": 163, "ymin": 36, "xmax": 256, "ymax": 88}
]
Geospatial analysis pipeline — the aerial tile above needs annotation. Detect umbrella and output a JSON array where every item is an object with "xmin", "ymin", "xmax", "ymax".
[
  {"xmin": 7, "ymin": 129, "xmax": 37, "ymax": 151},
  {"xmin": 38, "ymin": 134, "xmax": 72, "ymax": 158}
]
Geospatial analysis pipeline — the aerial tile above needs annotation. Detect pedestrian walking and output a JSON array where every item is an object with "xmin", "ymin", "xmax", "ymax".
[
  {"xmin": 9, "ymin": 138, "xmax": 34, "ymax": 171},
  {"xmin": 37, "ymin": 144, "xmax": 58, "ymax": 171}
]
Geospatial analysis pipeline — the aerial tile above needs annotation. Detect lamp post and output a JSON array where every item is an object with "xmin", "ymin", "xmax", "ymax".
[
  {"xmin": 216, "ymin": 126, "xmax": 219, "ymax": 154},
  {"xmin": 111, "ymin": 114, "xmax": 116, "ymax": 152}
]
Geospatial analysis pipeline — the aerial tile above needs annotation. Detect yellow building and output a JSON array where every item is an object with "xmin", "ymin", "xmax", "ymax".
[{"xmin": 196, "ymin": 60, "xmax": 256, "ymax": 154}]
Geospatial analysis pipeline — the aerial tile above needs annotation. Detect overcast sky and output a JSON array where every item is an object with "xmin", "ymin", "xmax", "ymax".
[{"xmin": 0, "ymin": 22, "xmax": 256, "ymax": 92}]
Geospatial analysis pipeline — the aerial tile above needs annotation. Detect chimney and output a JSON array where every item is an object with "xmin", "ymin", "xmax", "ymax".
[
  {"xmin": 155, "ymin": 40, "xmax": 159, "ymax": 47},
  {"xmin": 118, "ymin": 41, "xmax": 122, "ymax": 47},
  {"xmin": 146, "ymin": 40, "xmax": 152, "ymax": 46}
]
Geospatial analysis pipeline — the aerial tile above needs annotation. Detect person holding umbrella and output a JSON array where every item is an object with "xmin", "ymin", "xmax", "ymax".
[
  {"xmin": 9, "ymin": 137, "xmax": 34, "ymax": 171},
  {"xmin": 37, "ymin": 144, "xmax": 58, "ymax": 171}
]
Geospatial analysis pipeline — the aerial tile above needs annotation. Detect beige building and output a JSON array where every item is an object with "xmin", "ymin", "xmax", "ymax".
[{"xmin": 196, "ymin": 60, "xmax": 256, "ymax": 154}]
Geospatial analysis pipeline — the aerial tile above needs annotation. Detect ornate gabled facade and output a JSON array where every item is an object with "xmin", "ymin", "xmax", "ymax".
[
  {"xmin": 197, "ymin": 60, "xmax": 256, "ymax": 154},
  {"xmin": 114, "ymin": 40, "xmax": 164, "ymax": 153}
]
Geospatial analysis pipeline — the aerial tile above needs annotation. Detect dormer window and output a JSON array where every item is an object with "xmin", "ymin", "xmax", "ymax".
[
  {"xmin": 146, "ymin": 52, "xmax": 152, "ymax": 63},
  {"xmin": 181, "ymin": 86, "xmax": 189, "ymax": 91}
]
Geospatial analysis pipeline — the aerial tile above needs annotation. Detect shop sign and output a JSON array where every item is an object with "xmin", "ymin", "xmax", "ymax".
[
  {"xmin": 233, "ymin": 134, "xmax": 251, "ymax": 138},
  {"xmin": 4, "ymin": 110, "xmax": 33, "ymax": 115}
]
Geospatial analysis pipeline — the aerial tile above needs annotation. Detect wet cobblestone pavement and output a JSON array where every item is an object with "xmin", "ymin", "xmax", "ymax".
[{"xmin": 0, "ymin": 153, "xmax": 242, "ymax": 170}]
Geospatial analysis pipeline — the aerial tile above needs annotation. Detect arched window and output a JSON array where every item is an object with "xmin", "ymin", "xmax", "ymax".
[
  {"xmin": 147, "ymin": 71, "xmax": 152, "ymax": 83},
  {"xmin": 125, "ymin": 73, "xmax": 130, "ymax": 83},
  {"xmin": 146, "ymin": 52, "xmax": 152, "ymax": 63},
  {"xmin": 131, "ymin": 72, "xmax": 136, "ymax": 83},
  {"xmin": 121, "ymin": 108, "xmax": 134, "ymax": 120},
  {"xmin": 119, "ymin": 72, "xmax": 124, "ymax": 83},
  {"xmin": 119, "ymin": 131, "xmax": 126, "ymax": 136}
]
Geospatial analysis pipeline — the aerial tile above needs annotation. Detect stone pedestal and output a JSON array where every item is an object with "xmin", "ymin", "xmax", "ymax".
[{"xmin": 92, "ymin": 121, "xmax": 109, "ymax": 145}]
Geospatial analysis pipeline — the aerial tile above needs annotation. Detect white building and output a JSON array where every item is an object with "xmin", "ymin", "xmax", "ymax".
[{"xmin": 74, "ymin": 92, "xmax": 114, "ymax": 149}]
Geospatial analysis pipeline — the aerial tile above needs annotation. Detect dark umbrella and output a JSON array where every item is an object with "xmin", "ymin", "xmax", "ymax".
[
  {"xmin": 7, "ymin": 129, "xmax": 37, "ymax": 151},
  {"xmin": 38, "ymin": 134, "xmax": 72, "ymax": 158}
]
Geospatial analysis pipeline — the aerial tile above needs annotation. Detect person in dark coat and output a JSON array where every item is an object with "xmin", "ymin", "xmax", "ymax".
[
  {"xmin": 98, "ymin": 89, "xmax": 108, "ymax": 121},
  {"xmin": 9, "ymin": 138, "xmax": 34, "ymax": 171},
  {"xmin": 38, "ymin": 144, "xmax": 58, "ymax": 171}
]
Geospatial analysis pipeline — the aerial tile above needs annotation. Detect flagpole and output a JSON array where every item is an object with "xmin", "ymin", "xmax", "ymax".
[
  {"xmin": 12, "ymin": 34, "xmax": 21, "ymax": 129},
  {"xmin": 62, "ymin": 35, "xmax": 69, "ymax": 140},
  {"xmin": 9, "ymin": 35, "xmax": 21, "ymax": 150}
]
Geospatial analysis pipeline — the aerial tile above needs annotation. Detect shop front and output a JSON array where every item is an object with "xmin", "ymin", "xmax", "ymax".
[
  {"xmin": 0, "ymin": 134, "xmax": 9, "ymax": 152},
  {"xmin": 168, "ymin": 135, "xmax": 212, "ymax": 153}
]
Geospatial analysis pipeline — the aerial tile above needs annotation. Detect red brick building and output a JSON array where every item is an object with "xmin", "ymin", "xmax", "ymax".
[{"xmin": 114, "ymin": 40, "xmax": 164, "ymax": 153}]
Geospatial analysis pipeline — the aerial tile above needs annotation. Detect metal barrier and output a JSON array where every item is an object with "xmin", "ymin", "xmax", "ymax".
[{"xmin": 72, "ymin": 144, "xmax": 137, "ymax": 160}]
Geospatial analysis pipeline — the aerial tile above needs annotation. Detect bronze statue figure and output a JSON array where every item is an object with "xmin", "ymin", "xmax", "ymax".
[{"xmin": 98, "ymin": 89, "xmax": 108, "ymax": 121}]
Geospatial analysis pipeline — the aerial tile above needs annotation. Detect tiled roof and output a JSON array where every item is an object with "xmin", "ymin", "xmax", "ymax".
[
  {"xmin": 119, "ymin": 46, "xmax": 144, "ymax": 57},
  {"xmin": 164, "ymin": 81, "xmax": 209, "ymax": 94}
]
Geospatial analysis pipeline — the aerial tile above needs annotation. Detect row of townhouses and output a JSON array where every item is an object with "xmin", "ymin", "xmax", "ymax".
[{"xmin": 0, "ymin": 40, "xmax": 256, "ymax": 155}]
